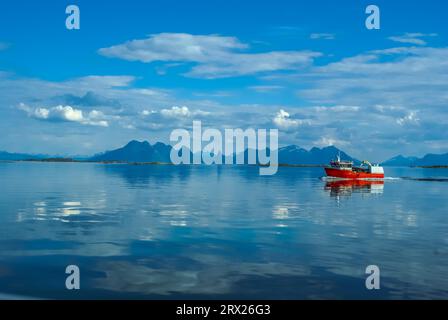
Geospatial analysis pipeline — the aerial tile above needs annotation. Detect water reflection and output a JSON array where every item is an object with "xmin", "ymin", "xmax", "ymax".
[
  {"xmin": 325, "ymin": 179, "xmax": 384, "ymax": 197},
  {"xmin": 0, "ymin": 162, "xmax": 447, "ymax": 299},
  {"xmin": 101, "ymin": 164, "xmax": 191, "ymax": 186},
  {"xmin": 93, "ymin": 258, "xmax": 312, "ymax": 297},
  {"xmin": 27, "ymin": 198, "xmax": 109, "ymax": 223}
]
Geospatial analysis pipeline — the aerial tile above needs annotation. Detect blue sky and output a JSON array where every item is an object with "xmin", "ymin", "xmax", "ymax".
[{"xmin": 0, "ymin": 0, "xmax": 447, "ymax": 161}]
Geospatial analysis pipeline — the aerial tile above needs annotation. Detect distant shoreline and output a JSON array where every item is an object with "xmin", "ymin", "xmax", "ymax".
[
  {"xmin": 14, "ymin": 158, "xmax": 326, "ymax": 168},
  {"xmin": 19, "ymin": 158, "xmax": 175, "ymax": 166},
  {"xmin": 3, "ymin": 141, "xmax": 447, "ymax": 168},
  {"xmin": 2, "ymin": 159, "xmax": 447, "ymax": 168}
]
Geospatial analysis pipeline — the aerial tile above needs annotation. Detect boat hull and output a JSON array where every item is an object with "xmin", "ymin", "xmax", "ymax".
[{"xmin": 325, "ymin": 167, "xmax": 384, "ymax": 180}]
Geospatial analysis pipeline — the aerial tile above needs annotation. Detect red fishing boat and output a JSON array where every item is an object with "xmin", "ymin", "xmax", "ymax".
[{"xmin": 324, "ymin": 155, "xmax": 384, "ymax": 179}]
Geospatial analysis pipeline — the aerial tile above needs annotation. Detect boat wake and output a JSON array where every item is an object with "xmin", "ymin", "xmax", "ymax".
[
  {"xmin": 321, "ymin": 176, "xmax": 448, "ymax": 182},
  {"xmin": 400, "ymin": 177, "xmax": 448, "ymax": 182},
  {"xmin": 321, "ymin": 176, "xmax": 388, "ymax": 181}
]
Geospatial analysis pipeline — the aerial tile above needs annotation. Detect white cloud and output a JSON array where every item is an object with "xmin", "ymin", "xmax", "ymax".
[
  {"xmin": 2, "ymin": 33, "xmax": 448, "ymax": 160},
  {"xmin": 373, "ymin": 105, "xmax": 402, "ymax": 113},
  {"xmin": 100, "ymin": 33, "xmax": 248, "ymax": 63},
  {"xmin": 273, "ymin": 109, "xmax": 307, "ymax": 130},
  {"xmin": 52, "ymin": 105, "xmax": 84, "ymax": 122},
  {"xmin": 160, "ymin": 106, "xmax": 191, "ymax": 118},
  {"xmin": 249, "ymin": 85, "xmax": 283, "ymax": 93},
  {"xmin": 313, "ymin": 105, "xmax": 360, "ymax": 113},
  {"xmin": 187, "ymin": 51, "xmax": 320, "ymax": 79},
  {"xmin": 99, "ymin": 33, "xmax": 321, "ymax": 78},
  {"xmin": 0, "ymin": 75, "xmax": 138, "ymax": 109},
  {"xmin": 310, "ymin": 33, "xmax": 335, "ymax": 40},
  {"xmin": 132, "ymin": 88, "xmax": 167, "ymax": 96},
  {"xmin": 388, "ymin": 33, "xmax": 437, "ymax": 46},
  {"xmin": 396, "ymin": 111, "xmax": 420, "ymax": 126},
  {"xmin": 159, "ymin": 106, "xmax": 210, "ymax": 119},
  {"xmin": 32, "ymin": 107, "xmax": 50, "ymax": 119},
  {"xmin": 298, "ymin": 46, "xmax": 448, "ymax": 108},
  {"xmin": 64, "ymin": 75, "xmax": 135, "ymax": 89},
  {"xmin": 314, "ymin": 137, "xmax": 349, "ymax": 147},
  {"xmin": 141, "ymin": 110, "xmax": 156, "ymax": 116},
  {"xmin": 19, "ymin": 103, "xmax": 109, "ymax": 127}
]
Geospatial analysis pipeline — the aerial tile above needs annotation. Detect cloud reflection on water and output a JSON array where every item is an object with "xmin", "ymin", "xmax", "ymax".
[{"xmin": 0, "ymin": 163, "xmax": 447, "ymax": 298}]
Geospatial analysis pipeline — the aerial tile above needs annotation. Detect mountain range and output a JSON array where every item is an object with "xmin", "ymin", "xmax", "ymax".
[
  {"xmin": 277, "ymin": 145, "xmax": 358, "ymax": 165},
  {"xmin": 90, "ymin": 141, "xmax": 359, "ymax": 165},
  {"xmin": 0, "ymin": 151, "xmax": 46, "ymax": 161},
  {"xmin": 381, "ymin": 153, "xmax": 448, "ymax": 167},
  {"xmin": 90, "ymin": 140, "xmax": 172, "ymax": 163},
  {"xmin": 1, "ymin": 140, "xmax": 447, "ymax": 166}
]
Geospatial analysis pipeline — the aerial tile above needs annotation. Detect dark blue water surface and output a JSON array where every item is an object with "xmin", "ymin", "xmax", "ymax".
[{"xmin": 0, "ymin": 162, "xmax": 447, "ymax": 299}]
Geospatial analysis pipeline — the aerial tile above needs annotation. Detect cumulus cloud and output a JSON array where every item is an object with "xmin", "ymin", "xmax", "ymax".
[
  {"xmin": 160, "ymin": 106, "xmax": 192, "ymax": 118},
  {"xmin": 0, "ymin": 75, "xmax": 138, "ymax": 111},
  {"xmin": 98, "ymin": 33, "xmax": 321, "ymax": 78},
  {"xmin": 155, "ymin": 106, "xmax": 210, "ymax": 119},
  {"xmin": 310, "ymin": 33, "xmax": 335, "ymax": 40},
  {"xmin": 141, "ymin": 110, "xmax": 156, "ymax": 116},
  {"xmin": 0, "ymin": 73, "xmax": 173, "ymax": 132},
  {"xmin": 388, "ymin": 33, "xmax": 437, "ymax": 46},
  {"xmin": 19, "ymin": 103, "xmax": 109, "ymax": 127},
  {"xmin": 273, "ymin": 109, "xmax": 307, "ymax": 130},
  {"xmin": 396, "ymin": 111, "xmax": 420, "ymax": 126},
  {"xmin": 2, "ymin": 32, "xmax": 447, "ymax": 160}
]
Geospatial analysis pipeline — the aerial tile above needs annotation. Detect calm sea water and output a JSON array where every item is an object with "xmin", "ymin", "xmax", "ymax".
[{"xmin": 0, "ymin": 162, "xmax": 447, "ymax": 299}]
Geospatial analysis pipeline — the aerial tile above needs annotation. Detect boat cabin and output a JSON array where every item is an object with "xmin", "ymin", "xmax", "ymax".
[{"xmin": 329, "ymin": 155, "xmax": 353, "ymax": 170}]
